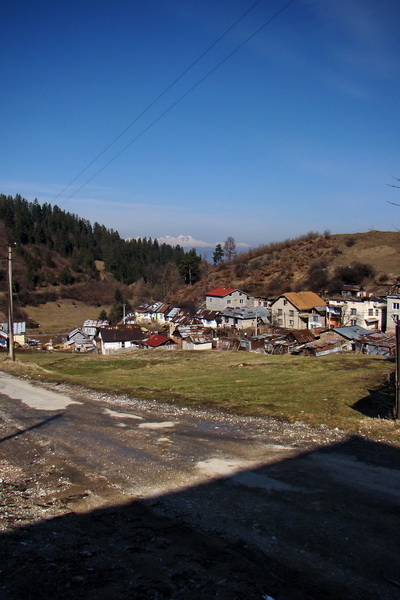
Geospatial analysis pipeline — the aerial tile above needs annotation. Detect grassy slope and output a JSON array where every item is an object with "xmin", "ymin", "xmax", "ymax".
[
  {"xmin": 24, "ymin": 300, "xmax": 111, "ymax": 338},
  {"xmin": 172, "ymin": 230, "xmax": 400, "ymax": 303},
  {"xmin": 1, "ymin": 350, "xmax": 398, "ymax": 444}
]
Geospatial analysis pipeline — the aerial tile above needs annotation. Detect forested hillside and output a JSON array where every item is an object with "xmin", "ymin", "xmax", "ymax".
[
  {"xmin": 1, "ymin": 195, "xmax": 399, "ymax": 320},
  {"xmin": 0, "ymin": 194, "xmax": 201, "ymax": 305}
]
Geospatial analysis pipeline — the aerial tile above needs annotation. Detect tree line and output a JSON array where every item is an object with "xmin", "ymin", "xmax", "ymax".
[{"xmin": 0, "ymin": 194, "xmax": 202, "ymax": 293}]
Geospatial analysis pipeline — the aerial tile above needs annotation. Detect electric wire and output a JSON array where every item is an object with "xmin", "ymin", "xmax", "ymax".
[
  {"xmin": 59, "ymin": 0, "xmax": 296, "ymax": 206},
  {"xmin": 53, "ymin": 0, "xmax": 264, "ymax": 204}
]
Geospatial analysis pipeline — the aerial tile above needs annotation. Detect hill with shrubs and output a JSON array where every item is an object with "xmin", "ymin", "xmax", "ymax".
[
  {"xmin": 0, "ymin": 194, "xmax": 399, "ymax": 329},
  {"xmin": 168, "ymin": 229, "xmax": 400, "ymax": 305}
]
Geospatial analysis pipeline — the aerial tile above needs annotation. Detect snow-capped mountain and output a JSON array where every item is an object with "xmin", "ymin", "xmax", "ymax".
[
  {"xmin": 156, "ymin": 234, "xmax": 214, "ymax": 248},
  {"xmin": 156, "ymin": 234, "xmax": 250, "ymax": 250}
]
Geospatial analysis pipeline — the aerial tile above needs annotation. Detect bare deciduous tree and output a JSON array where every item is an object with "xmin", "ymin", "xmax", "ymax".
[{"xmin": 223, "ymin": 236, "xmax": 237, "ymax": 261}]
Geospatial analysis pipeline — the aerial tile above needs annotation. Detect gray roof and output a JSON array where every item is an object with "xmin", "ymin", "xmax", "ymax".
[
  {"xmin": 333, "ymin": 326, "xmax": 372, "ymax": 340},
  {"xmin": 99, "ymin": 327, "xmax": 144, "ymax": 343},
  {"xmin": 221, "ymin": 307, "xmax": 270, "ymax": 319}
]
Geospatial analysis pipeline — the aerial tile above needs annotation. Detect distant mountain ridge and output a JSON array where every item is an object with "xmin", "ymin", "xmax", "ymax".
[{"xmin": 155, "ymin": 234, "xmax": 250, "ymax": 250}]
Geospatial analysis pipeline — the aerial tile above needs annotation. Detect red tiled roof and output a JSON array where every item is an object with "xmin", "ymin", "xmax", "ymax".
[
  {"xmin": 146, "ymin": 334, "xmax": 174, "ymax": 347},
  {"xmin": 205, "ymin": 287, "xmax": 237, "ymax": 297}
]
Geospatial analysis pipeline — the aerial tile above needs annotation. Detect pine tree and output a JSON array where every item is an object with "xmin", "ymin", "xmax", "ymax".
[{"xmin": 213, "ymin": 243, "xmax": 224, "ymax": 265}]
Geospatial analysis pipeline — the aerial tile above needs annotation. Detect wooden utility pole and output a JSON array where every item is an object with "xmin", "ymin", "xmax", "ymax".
[
  {"xmin": 7, "ymin": 245, "xmax": 14, "ymax": 361},
  {"xmin": 395, "ymin": 318, "xmax": 400, "ymax": 419}
]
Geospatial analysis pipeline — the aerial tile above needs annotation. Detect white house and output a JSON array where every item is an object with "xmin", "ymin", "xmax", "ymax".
[
  {"xmin": 194, "ymin": 309, "xmax": 220, "ymax": 329},
  {"xmin": 205, "ymin": 287, "xmax": 249, "ymax": 310},
  {"xmin": 385, "ymin": 294, "xmax": 400, "ymax": 332},
  {"xmin": 181, "ymin": 335, "xmax": 213, "ymax": 350},
  {"xmin": 151, "ymin": 302, "xmax": 170, "ymax": 324},
  {"xmin": 328, "ymin": 297, "xmax": 386, "ymax": 331},
  {"xmin": 98, "ymin": 326, "xmax": 144, "ymax": 355},
  {"xmin": 82, "ymin": 319, "xmax": 109, "ymax": 337}
]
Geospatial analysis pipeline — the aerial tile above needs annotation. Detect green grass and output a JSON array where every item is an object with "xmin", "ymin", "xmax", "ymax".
[{"xmin": 1, "ymin": 349, "xmax": 399, "ymax": 443}]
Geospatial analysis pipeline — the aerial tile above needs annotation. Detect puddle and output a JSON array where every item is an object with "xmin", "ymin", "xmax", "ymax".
[
  {"xmin": 0, "ymin": 374, "xmax": 80, "ymax": 411},
  {"xmin": 138, "ymin": 421, "xmax": 177, "ymax": 430},
  {"xmin": 103, "ymin": 409, "xmax": 143, "ymax": 420}
]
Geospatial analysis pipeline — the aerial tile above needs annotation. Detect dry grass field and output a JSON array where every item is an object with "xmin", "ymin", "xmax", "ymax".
[
  {"xmin": 0, "ymin": 299, "xmax": 112, "ymax": 342},
  {"xmin": 1, "ymin": 349, "xmax": 398, "ymax": 444}
]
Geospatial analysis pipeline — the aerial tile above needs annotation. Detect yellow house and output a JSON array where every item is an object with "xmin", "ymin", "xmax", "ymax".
[{"xmin": 271, "ymin": 292, "xmax": 326, "ymax": 330}]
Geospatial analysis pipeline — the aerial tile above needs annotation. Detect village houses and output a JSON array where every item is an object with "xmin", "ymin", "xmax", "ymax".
[
  {"xmin": 270, "ymin": 292, "xmax": 327, "ymax": 331},
  {"xmin": 29, "ymin": 276, "xmax": 398, "ymax": 358},
  {"xmin": 327, "ymin": 296, "xmax": 386, "ymax": 331},
  {"xmin": 205, "ymin": 287, "xmax": 250, "ymax": 310}
]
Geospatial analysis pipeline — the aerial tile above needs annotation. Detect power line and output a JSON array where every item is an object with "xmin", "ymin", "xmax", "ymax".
[
  {"xmin": 53, "ymin": 0, "xmax": 264, "ymax": 204},
  {"xmin": 59, "ymin": 0, "xmax": 296, "ymax": 206}
]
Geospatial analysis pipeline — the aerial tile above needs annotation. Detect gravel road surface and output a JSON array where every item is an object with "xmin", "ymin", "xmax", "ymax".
[{"xmin": 0, "ymin": 371, "xmax": 399, "ymax": 600}]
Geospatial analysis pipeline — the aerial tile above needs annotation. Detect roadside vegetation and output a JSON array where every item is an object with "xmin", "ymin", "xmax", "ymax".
[{"xmin": 1, "ymin": 350, "xmax": 398, "ymax": 443}]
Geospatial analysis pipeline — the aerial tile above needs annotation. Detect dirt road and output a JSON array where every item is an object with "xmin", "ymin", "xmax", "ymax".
[{"xmin": 0, "ymin": 371, "xmax": 399, "ymax": 599}]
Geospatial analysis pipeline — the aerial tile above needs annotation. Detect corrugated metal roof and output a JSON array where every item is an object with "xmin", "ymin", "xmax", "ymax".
[
  {"xmin": 1, "ymin": 322, "xmax": 26, "ymax": 335},
  {"xmin": 196, "ymin": 309, "xmax": 220, "ymax": 320},
  {"xmin": 333, "ymin": 326, "xmax": 372, "ymax": 339},
  {"xmin": 83, "ymin": 320, "xmax": 109, "ymax": 327},
  {"xmin": 287, "ymin": 329, "xmax": 315, "ymax": 344},
  {"xmin": 358, "ymin": 333, "xmax": 395, "ymax": 347},
  {"xmin": 221, "ymin": 307, "xmax": 270, "ymax": 319}
]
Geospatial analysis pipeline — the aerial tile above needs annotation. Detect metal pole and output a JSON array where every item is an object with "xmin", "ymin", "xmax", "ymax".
[{"xmin": 7, "ymin": 245, "xmax": 15, "ymax": 361}]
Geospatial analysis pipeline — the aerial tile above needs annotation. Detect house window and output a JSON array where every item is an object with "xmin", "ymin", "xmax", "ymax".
[
  {"xmin": 209, "ymin": 298, "xmax": 212, "ymax": 302},
  {"xmin": 368, "ymin": 308, "xmax": 373, "ymax": 316},
  {"xmin": 375, "ymin": 309, "xmax": 379, "ymax": 316},
  {"xmin": 289, "ymin": 310, "xmax": 294, "ymax": 317},
  {"xmin": 278, "ymin": 309, "xmax": 282, "ymax": 316},
  {"xmin": 393, "ymin": 303, "xmax": 400, "ymax": 310},
  {"xmin": 283, "ymin": 299, "xmax": 287, "ymax": 305},
  {"xmin": 289, "ymin": 319, "xmax": 294, "ymax": 327},
  {"xmin": 350, "ymin": 319, "xmax": 357, "ymax": 326},
  {"xmin": 351, "ymin": 308, "xmax": 357, "ymax": 315},
  {"xmin": 239, "ymin": 299, "xmax": 244, "ymax": 304},
  {"xmin": 224, "ymin": 317, "xmax": 229, "ymax": 324},
  {"xmin": 227, "ymin": 299, "xmax": 231, "ymax": 304}
]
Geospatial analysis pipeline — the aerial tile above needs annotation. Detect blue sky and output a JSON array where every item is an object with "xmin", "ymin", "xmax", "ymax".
[{"xmin": 1, "ymin": 0, "xmax": 400, "ymax": 247}]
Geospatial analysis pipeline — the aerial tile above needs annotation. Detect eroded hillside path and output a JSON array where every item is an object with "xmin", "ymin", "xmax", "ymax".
[{"xmin": 0, "ymin": 371, "xmax": 399, "ymax": 600}]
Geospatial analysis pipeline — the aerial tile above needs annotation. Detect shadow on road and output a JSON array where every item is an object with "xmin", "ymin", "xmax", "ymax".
[
  {"xmin": 0, "ymin": 413, "xmax": 63, "ymax": 443},
  {"xmin": 0, "ymin": 435, "xmax": 399, "ymax": 600}
]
